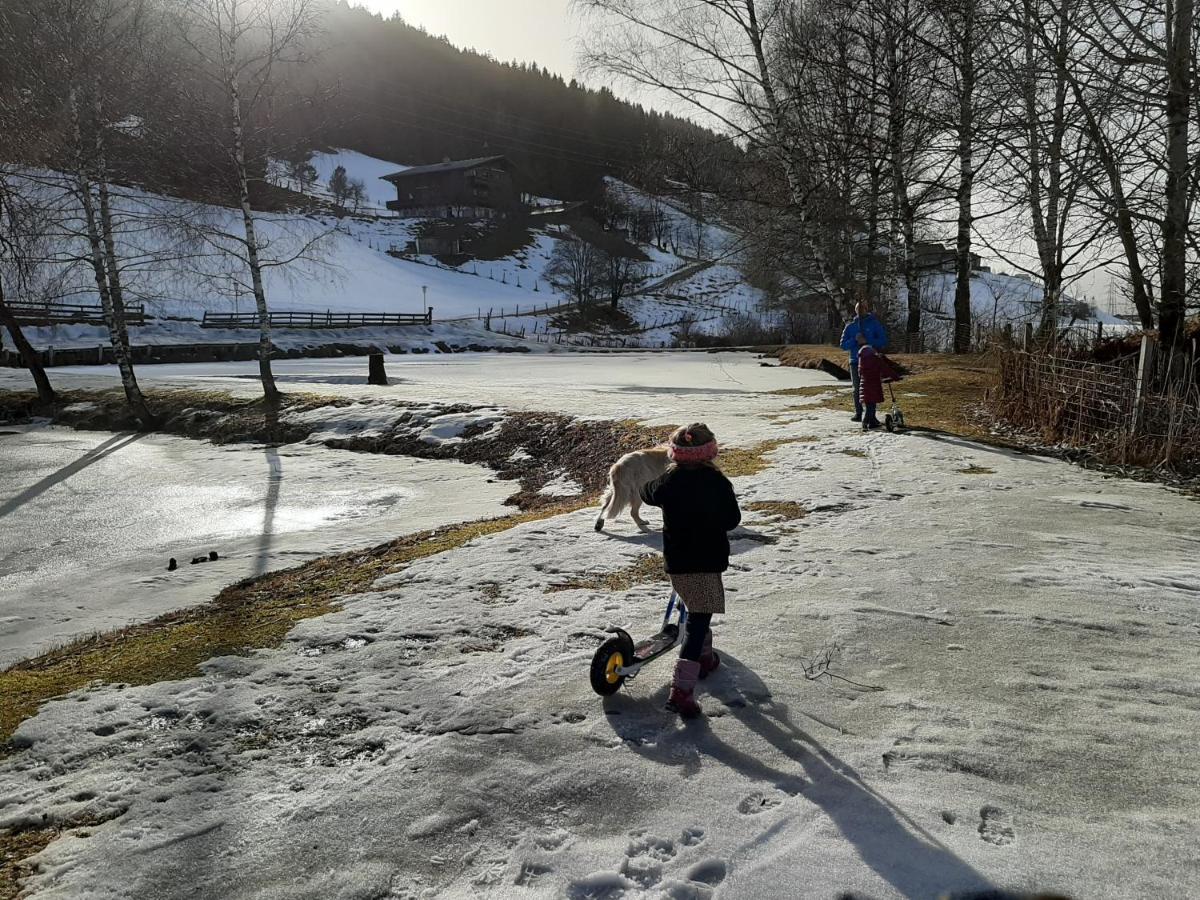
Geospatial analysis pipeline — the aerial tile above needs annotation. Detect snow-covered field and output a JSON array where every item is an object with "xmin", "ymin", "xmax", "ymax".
[{"xmin": 2, "ymin": 353, "xmax": 1199, "ymax": 899}]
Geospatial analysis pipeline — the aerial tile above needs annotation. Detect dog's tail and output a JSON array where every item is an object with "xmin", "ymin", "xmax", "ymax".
[{"xmin": 593, "ymin": 468, "xmax": 627, "ymax": 531}]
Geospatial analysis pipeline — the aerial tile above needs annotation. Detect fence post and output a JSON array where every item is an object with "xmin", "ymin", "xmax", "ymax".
[
  {"xmin": 1096, "ymin": 322, "xmax": 1104, "ymax": 349},
  {"xmin": 1132, "ymin": 333, "xmax": 1156, "ymax": 436},
  {"xmin": 1023, "ymin": 322, "xmax": 1034, "ymax": 352},
  {"xmin": 368, "ymin": 352, "xmax": 389, "ymax": 386}
]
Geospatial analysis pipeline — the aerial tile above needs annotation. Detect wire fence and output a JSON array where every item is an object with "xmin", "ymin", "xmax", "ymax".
[{"xmin": 994, "ymin": 340, "xmax": 1200, "ymax": 471}]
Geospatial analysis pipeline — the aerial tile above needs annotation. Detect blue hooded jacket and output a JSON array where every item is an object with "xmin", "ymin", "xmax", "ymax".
[{"xmin": 840, "ymin": 314, "xmax": 887, "ymax": 364}]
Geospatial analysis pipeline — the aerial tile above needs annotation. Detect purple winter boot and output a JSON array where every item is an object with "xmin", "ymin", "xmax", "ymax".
[
  {"xmin": 667, "ymin": 659, "xmax": 703, "ymax": 718},
  {"xmin": 698, "ymin": 630, "xmax": 720, "ymax": 680}
]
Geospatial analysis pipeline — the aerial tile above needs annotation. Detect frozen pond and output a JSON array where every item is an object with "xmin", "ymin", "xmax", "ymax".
[
  {"xmin": 0, "ymin": 426, "xmax": 513, "ymax": 665},
  {"xmin": 0, "ymin": 351, "xmax": 836, "ymax": 443}
]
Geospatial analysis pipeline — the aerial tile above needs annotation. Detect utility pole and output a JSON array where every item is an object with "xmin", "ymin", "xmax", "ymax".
[{"xmin": 422, "ymin": 285, "xmax": 428, "ymax": 313}]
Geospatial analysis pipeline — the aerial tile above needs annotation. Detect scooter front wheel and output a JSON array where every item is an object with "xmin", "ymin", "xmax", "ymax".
[{"xmin": 590, "ymin": 634, "xmax": 635, "ymax": 696}]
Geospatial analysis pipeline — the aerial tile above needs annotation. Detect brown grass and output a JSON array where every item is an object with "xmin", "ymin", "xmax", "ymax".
[
  {"xmin": 769, "ymin": 385, "xmax": 848, "ymax": 398},
  {"xmin": 776, "ymin": 346, "xmax": 1006, "ymax": 442},
  {"xmin": 1, "ymin": 827, "xmax": 54, "ymax": 900},
  {"xmin": 720, "ymin": 438, "xmax": 805, "ymax": 477},
  {"xmin": 959, "ymin": 464, "xmax": 996, "ymax": 475},
  {"xmin": 546, "ymin": 554, "xmax": 667, "ymax": 593},
  {"xmin": 745, "ymin": 500, "xmax": 810, "ymax": 520}
]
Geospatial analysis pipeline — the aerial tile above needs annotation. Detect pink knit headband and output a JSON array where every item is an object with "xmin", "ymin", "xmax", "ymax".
[{"xmin": 668, "ymin": 439, "xmax": 718, "ymax": 463}]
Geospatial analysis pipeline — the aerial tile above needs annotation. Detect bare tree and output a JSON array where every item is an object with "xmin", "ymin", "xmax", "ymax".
[
  {"xmin": 14, "ymin": 0, "xmax": 161, "ymax": 424},
  {"xmin": 328, "ymin": 163, "xmax": 350, "ymax": 208},
  {"xmin": 601, "ymin": 251, "xmax": 648, "ymax": 308},
  {"xmin": 578, "ymin": 0, "xmax": 856, "ymax": 319},
  {"xmin": 546, "ymin": 238, "xmax": 603, "ymax": 304},
  {"xmin": 346, "ymin": 178, "xmax": 366, "ymax": 214},
  {"xmin": 987, "ymin": 0, "xmax": 1112, "ymax": 335},
  {"xmin": 923, "ymin": 0, "xmax": 1004, "ymax": 352},
  {"xmin": 177, "ymin": 0, "xmax": 323, "ymax": 402}
]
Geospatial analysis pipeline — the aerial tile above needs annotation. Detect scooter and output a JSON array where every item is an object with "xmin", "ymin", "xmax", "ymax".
[
  {"xmin": 590, "ymin": 591, "xmax": 687, "ymax": 696},
  {"xmin": 884, "ymin": 379, "xmax": 906, "ymax": 433}
]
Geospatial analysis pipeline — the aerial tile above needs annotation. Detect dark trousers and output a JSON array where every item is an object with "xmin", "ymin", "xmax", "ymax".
[
  {"xmin": 850, "ymin": 361, "xmax": 862, "ymax": 417},
  {"xmin": 680, "ymin": 612, "xmax": 712, "ymax": 661},
  {"xmin": 864, "ymin": 402, "xmax": 879, "ymax": 425}
]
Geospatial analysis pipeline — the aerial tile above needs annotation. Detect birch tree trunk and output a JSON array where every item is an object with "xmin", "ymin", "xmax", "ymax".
[
  {"xmin": 952, "ymin": 3, "xmax": 976, "ymax": 354},
  {"xmin": 69, "ymin": 85, "xmax": 155, "ymax": 426},
  {"xmin": 223, "ymin": 38, "xmax": 280, "ymax": 403},
  {"xmin": 1159, "ymin": 0, "xmax": 1193, "ymax": 348},
  {"xmin": 1066, "ymin": 75, "xmax": 1156, "ymax": 329},
  {"xmin": 0, "ymin": 285, "xmax": 56, "ymax": 405}
]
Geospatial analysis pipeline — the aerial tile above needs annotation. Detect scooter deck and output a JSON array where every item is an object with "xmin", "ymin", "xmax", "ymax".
[{"xmin": 634, "ymin": 624, "xmax": 679, "ymax": 661}]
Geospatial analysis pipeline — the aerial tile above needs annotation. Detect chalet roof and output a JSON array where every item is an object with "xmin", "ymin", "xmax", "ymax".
[{"xmin": 382, "ymin": 156, "xmax": 508, "ymax": 182}]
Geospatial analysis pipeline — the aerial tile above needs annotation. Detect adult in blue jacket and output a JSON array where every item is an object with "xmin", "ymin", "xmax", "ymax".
[{"xmin": 839, "ymin": 300, "xmax": 888, "ymax": 422}]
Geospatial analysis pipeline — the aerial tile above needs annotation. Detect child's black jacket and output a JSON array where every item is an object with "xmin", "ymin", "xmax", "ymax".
[{"xmin": 640, "ymin": 465, "xmax": 741, "ymax": 573}]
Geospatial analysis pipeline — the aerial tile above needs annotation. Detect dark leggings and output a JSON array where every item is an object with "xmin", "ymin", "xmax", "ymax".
[{"xmin": 680, "ymin": 613, "xmax": 712, "ymax": 661}]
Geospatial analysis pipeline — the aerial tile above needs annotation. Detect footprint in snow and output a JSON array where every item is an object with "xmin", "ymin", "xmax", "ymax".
[
  {"xmin": 686, "ymin": 859, "xmax": 728, "ymax": 886},
  {"xmin": 978, "ymin": 805, "xmax": 1015, "ymax": 845},
  {"xmin": 621, "ymin": 833, "xmax": 677, "ymax": 888},
  {"xmin": 737, "ymin": 792, "xmax": 783, "ymax": 815}
]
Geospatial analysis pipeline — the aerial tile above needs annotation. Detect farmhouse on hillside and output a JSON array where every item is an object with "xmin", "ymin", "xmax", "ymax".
[
  {"xmin": 383, "ymin": 156, "xmax": 523, "ymax": 219},
  {"xmin": 913, "ymin": 240, "xmax": 983, "ymax": 274}
]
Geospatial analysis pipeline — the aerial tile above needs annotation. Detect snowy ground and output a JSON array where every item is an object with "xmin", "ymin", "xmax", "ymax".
[
  {"xmin": 3, "ymin": 359, "xmax": 1198, "ymax": 899},
  {"xmin": 0, "ymin": 427, "xmax": 514, "ymax": 666}
]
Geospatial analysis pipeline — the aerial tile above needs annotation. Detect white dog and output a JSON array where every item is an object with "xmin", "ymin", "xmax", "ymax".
[{"xmin": 594, "ymin": 446, "xmax": 671, "ymax": 532}]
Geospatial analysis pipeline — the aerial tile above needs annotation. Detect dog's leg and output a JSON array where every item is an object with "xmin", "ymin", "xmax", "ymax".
[{"xmin": 629, "ymin": 497, "xmax": 652, "ymax": 533}]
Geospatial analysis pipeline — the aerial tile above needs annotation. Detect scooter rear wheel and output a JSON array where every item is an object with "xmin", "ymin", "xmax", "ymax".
[{"xmin": 591, "ymin": 634, "xmax": 635, "ymax": 696}]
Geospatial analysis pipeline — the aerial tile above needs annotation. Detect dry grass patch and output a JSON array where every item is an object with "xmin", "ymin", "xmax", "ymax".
[
  {"xmin": 745, "ymin": 500, "xmax": 810, "ymax": 520},
  {"xmin": 0, "ymin": 499, "xmax": 589, "ymax": 746},
  {"xmin": 1, "ymin": 812, "xmax": 126, "ymax": 899},
  {"xmin": 839, "ymin": 448, "xmax": 870, "ymax": 459},
  {"xmin": 776, "ymin": 347, "xmax": 1006, "ymax": 442},
  {"xmin": 1, "ymin": 827, "xmax": 55, "ymax": 900},
  {"xmin": 720, "ymin": 438, "xmax": 804, "ymax": 477},
  {"xmin": 769, "ymin": 385, "xmax": 848, "ymax": 398},
  {"xmin": 546, "ymin": 554, "xmax": 667, "ymax": 593},
  {"xmin": 959, "ymin": 464, "xmax": 996, "ymax": 475}
]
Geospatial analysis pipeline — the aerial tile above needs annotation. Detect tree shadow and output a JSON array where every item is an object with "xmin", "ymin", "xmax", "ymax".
[
  {"xmin": 603, "ymin": 654, "xmax": 995, "ymax": 899},
  {"xmin": 0, "ymin": 432, "xmax": 145, "ymax": 519},
  {"xmin": 599, "ymin": 527, "xmax": 775, "ymax": 556},
  {"xmin": 899, "ymin": 427, "xmax": 1050, "ymax": 464},
  {"xmin": 252, "ymin": 447, "xmax": 283, "ymax": 577}
]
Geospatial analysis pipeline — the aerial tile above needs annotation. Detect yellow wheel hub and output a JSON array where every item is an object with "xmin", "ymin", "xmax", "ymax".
[{"xmin": 605, "ymin": 652, "xmax": 625, "ymax": 684}]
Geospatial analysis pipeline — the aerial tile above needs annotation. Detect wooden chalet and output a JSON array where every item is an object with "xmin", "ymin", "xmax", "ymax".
[{"xmin": 382, "ymin": 155, "xmax": 523, "ymax": 219}]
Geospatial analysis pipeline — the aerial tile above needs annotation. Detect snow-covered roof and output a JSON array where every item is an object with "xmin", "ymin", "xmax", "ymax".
[{"xmin": 381, "ymin": 156, "xmax": 508, "ymax": 181}]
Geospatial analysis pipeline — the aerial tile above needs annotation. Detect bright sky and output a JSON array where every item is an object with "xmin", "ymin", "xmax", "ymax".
[{"xmin": 355, "ymin": 1, "xmax": 583, "ymax": 80}]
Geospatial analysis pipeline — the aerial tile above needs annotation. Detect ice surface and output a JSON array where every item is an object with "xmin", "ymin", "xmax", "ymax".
[{"xmin": 0, "ymin": 426, "xmax": 513, "ymax": 664}]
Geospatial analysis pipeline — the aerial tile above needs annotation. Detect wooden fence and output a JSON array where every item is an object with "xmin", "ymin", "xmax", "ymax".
[
  {"xmin": 7, "ymin": 301, "xmax": 147, "ymax": 326},
  {"xmin": 201, "ymin": 309, "xmax": 433, "ymax": 329}
]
